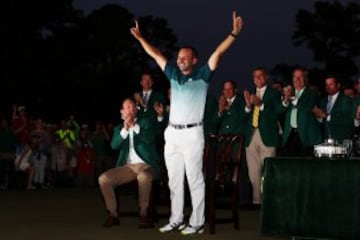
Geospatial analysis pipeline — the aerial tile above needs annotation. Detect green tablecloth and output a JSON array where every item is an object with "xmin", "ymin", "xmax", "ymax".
[{"xmin": 261, "ymin": 157, "xmax": 360, "ymax": 240}]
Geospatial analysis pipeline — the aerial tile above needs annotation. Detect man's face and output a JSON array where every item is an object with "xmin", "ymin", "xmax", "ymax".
[
  {"xmin": 253, "ymin": 69, "xmax": 267, "ymax": 88},
  {"xmin": 176, "ymin": 48, "xmax": 197, "ymax": 73},
  {"xmin": 222, "ymin": 81, "xmax": 236, "ymax": 99},
  {"xmin": 121, "ymin": 99, "xmax": 137, "ymax": 120},
  {"xmin": 140, "ymin": 74, "xmax": 153, "ymax": 91},
  {"xmin": 292, "ymin": 69, "xmax": 306, "ymax": 90},
  {"xmin": 325, "ymin": 78, "xmax": 340, "ymax": 96}
]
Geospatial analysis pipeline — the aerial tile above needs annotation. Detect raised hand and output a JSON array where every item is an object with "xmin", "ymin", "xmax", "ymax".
[
  {"xmin": 232, "ymin": 11, "xmax": 244, "ymax": 35},
  {"xmin": 130, "ymin": 20, "xmax": 142, "ymax": 40}
]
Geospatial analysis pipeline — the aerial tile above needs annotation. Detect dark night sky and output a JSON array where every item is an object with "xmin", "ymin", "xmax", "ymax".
[{"xmin": 73, "ymin": 0, "xmax": 356, "ymax": 97}]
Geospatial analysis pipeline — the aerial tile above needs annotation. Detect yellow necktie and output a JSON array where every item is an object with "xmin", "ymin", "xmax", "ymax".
[
  {"xmin": 252, "ymin": 91, "xmax": 260, "ymax": 128},
  {"xmin": 252, "ymin": 105, "xmax": 260, "ymax": 128}
]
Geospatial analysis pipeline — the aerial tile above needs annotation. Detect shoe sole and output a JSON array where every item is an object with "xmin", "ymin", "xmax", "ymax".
[
  {"xmin": 181, "ymin": 227, "xmax": 204, "ymax": 235},
  {"xmin": 159, "ymin": 224, "xmax": 186, "ymax": 233}
]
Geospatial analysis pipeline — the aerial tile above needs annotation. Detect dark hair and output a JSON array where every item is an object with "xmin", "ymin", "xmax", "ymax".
[
  {"xmin": 222, "ymin": 80, "xmax": 237, "ymax": 90},
  {"xmin": 325, "ymin": 75, "xmax": 341, "ymax": 85},
  {"xmin": 253, "ymin": 66, "xmax": 268, "ymax": 74},
  {"xmin": 293, "ymin": 67, "xmax": 308, "ymax": 79},
  {"xmin": 178, "ymin": 45, "xmax": 198, "ymax": 58},
  {"xmin": 271, "ymin": 80, "xmax": 284, "ymax": 88}
]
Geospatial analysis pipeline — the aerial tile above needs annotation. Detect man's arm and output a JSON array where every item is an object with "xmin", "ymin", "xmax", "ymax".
[
  {"xmin": 130, "ymin": 20, "xmax": 168, "ymax": 71},
  {"xmin": 208, "ymin": 11, "xmax": 244, "ymax": 71}
]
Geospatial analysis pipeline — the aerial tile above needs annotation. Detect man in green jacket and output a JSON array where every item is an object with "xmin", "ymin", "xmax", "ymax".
[
  {"xmin": 244, "ymin": 67, "xmax": 283, "ymax": 206},
  {"xmin": 216, "ymin": 79, "xmax": 250, "ymax": 204},
  {"xmin": 217, "ymin": 80, "xmax": 247, "ymax": 135},
  {"xmin": 279, "ymin": 67, "xmax": 322, "ymax": 156},
  {"xmin": 313, "ymin": 76, "xmax": 354, "ymax": 143},
  {"xmin": 98, "ymin": 98, "xmax": 159, "ymax": 229}
]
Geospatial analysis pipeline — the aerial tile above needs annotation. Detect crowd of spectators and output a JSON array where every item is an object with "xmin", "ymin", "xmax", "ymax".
[{"xmin": 0, "ymin": 105, "xmax": 116, "ymax": 190}]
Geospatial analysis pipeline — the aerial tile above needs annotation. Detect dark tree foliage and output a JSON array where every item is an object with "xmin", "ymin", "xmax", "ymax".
[
  {"xmin": 0, "ymin": 2, "xmax": 178, "ymax": 123},
  {"xmin": 292, "ymin": 1, "xmax": 360, "ymax": 84},
  {"xmin": 269, "ymin": 63, "xmax": 299, "ymax": 86},
  {"xmin": 0, "ymin": 0, "xmax": 82, "ymax": 104}
]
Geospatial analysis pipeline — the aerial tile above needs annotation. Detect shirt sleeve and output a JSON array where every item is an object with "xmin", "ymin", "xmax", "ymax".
[
  {"xmin": 132, "ymin": 124, "xmax": 140, "ymax": 134},
  {"xmin": 120, "ymin": 128, "xmax": 129, "ymax": 139}
]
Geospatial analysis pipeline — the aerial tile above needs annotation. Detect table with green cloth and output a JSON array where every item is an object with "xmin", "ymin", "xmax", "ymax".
[{"xmin": 261, "ymin": 157, "xmax": 360, "ymax": 240}]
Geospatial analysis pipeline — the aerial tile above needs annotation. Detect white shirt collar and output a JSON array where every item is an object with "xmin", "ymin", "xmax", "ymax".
[
  {"xmin": 143, "ymin": 89, "xmax": 152, "ymax": 95},
  {"xmin": 329, "ymin": 91, "xmax": 340, "ymax": 102},
  {"xmin": 227, "ymin": 95, "xmax": 236, "ymax": 104}
]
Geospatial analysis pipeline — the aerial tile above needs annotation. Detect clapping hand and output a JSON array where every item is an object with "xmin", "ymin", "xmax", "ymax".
[
  {"xmin": 218, "ymin": 95, "xmax": 228, "ymax": 114},
  {"xmin": 154, "ymin": 102, "xmax": 164, "ymax": 117},
  {"xmin": 312, "ymin": 106, "xmax": 326, "ymax": 119},
  {"xmin": 282, "ymin": 85, "xmax": 294, "ymax": 103},
  {"xmin": 243, "ymin": 90, "xmax": 252, "ymax": 108}
]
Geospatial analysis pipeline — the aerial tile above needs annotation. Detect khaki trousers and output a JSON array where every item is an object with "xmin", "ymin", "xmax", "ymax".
[
  {"xmin": 245, "ymin": 129, "xmax": 276, "ymax": 204},
  {"xmin": 98, "ymin": 162, "xmax": 153, "ymax": 217}
]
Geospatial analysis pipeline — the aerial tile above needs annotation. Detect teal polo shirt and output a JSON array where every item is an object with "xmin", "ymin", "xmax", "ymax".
[{"xmin": 164, "ymin": 63, "xmax": 213, "ymax": 125}]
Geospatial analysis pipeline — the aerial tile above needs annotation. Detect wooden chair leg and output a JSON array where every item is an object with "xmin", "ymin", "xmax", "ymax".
[
  {"xmin": 232, "ymin": 186, "xmax": 240, "ymax": 230},
  {"xmin": 149, "ymin": 182, "xmax": 158, "ymax": 223},
  {"xmin": 208, "ymin": 183, "xmax": 216, "ymax": 234}
]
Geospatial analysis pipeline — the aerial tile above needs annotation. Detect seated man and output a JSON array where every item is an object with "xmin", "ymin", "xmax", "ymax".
[{"xmin": 98, "ymin": 98, "xmax": 160, "ymax": 228}]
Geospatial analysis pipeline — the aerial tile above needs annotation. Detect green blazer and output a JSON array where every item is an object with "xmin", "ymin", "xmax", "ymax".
[
  {"xmin": 204, "ymin": 94, "xmax": 220, "ymax": 136},
  {"xmin": 245, "ymin": 86, "xmax": 283, "ymax": 147},
  {"xmin": 319, "ymin": 92, "xmax": 354, "ymax": 142},
  {"xmin": 137, "ymin": 90, "xmax": 167, "ymax": 120},
  {"xmin": 217, "ymin": 94, "xmax": 247, "ymax": 135},
  {"xmin": 137, "ymin": 90, "xmax": 167, "ymax": 137},
  {"xmin": 281, "ymin": 87, "xmax": 323, "ymax": 146},
  {"xmin": 352, "ymin": 95, "xmax": 360, "ymax": 119},
  {"xmin": 111, "ymin": 116, "xmax": 160, "ymax": 177}
]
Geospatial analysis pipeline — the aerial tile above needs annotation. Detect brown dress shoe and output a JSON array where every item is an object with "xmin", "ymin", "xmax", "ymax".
[
  {"xmin": 139, "ymin": 215, "xmax": 154, "ymax": 229},
  {"xmin": 102, "ymin": 215, "xmax": 119, "ymax": 227}
]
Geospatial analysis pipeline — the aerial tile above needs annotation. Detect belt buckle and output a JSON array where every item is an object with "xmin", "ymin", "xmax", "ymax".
[
  {"xmin": 173, "ymin": 124, "xmax": 184, "ymax": 129},
  {"xmin": 171, "ymin": 122, "xmax": 201, "ymax": 129}
]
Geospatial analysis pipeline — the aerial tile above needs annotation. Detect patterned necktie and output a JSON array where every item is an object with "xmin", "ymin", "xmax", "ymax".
[
  {"xmin": 143, "ymin": 92, "xmax": 148, "ymax": 104},
  {"xmin": 326, "ymin": 96, "xmax": 333, "ymax": 114},
  {"xmin": 252, "ymin": 91, "xmax": 260, "ymax": 128}
]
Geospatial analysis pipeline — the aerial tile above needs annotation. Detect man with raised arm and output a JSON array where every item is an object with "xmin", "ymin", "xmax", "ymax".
[{"xmin": 130, "ymin": 11, "xmax": 244, "ymax": 235}]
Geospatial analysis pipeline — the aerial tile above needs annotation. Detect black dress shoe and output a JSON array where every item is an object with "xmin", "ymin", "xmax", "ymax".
[
  {"xmin": 102, "ymin": 215, "xmax": 119, "ymax": 227},
  {"xmin": 139, "ymin": 215, "xmax": 154, "ymax": 229}
]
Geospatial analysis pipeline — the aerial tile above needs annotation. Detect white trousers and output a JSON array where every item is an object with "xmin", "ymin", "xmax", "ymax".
[{"xmin": 164, "ymin": 125, "xmax": 205, "ymax": 226}]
